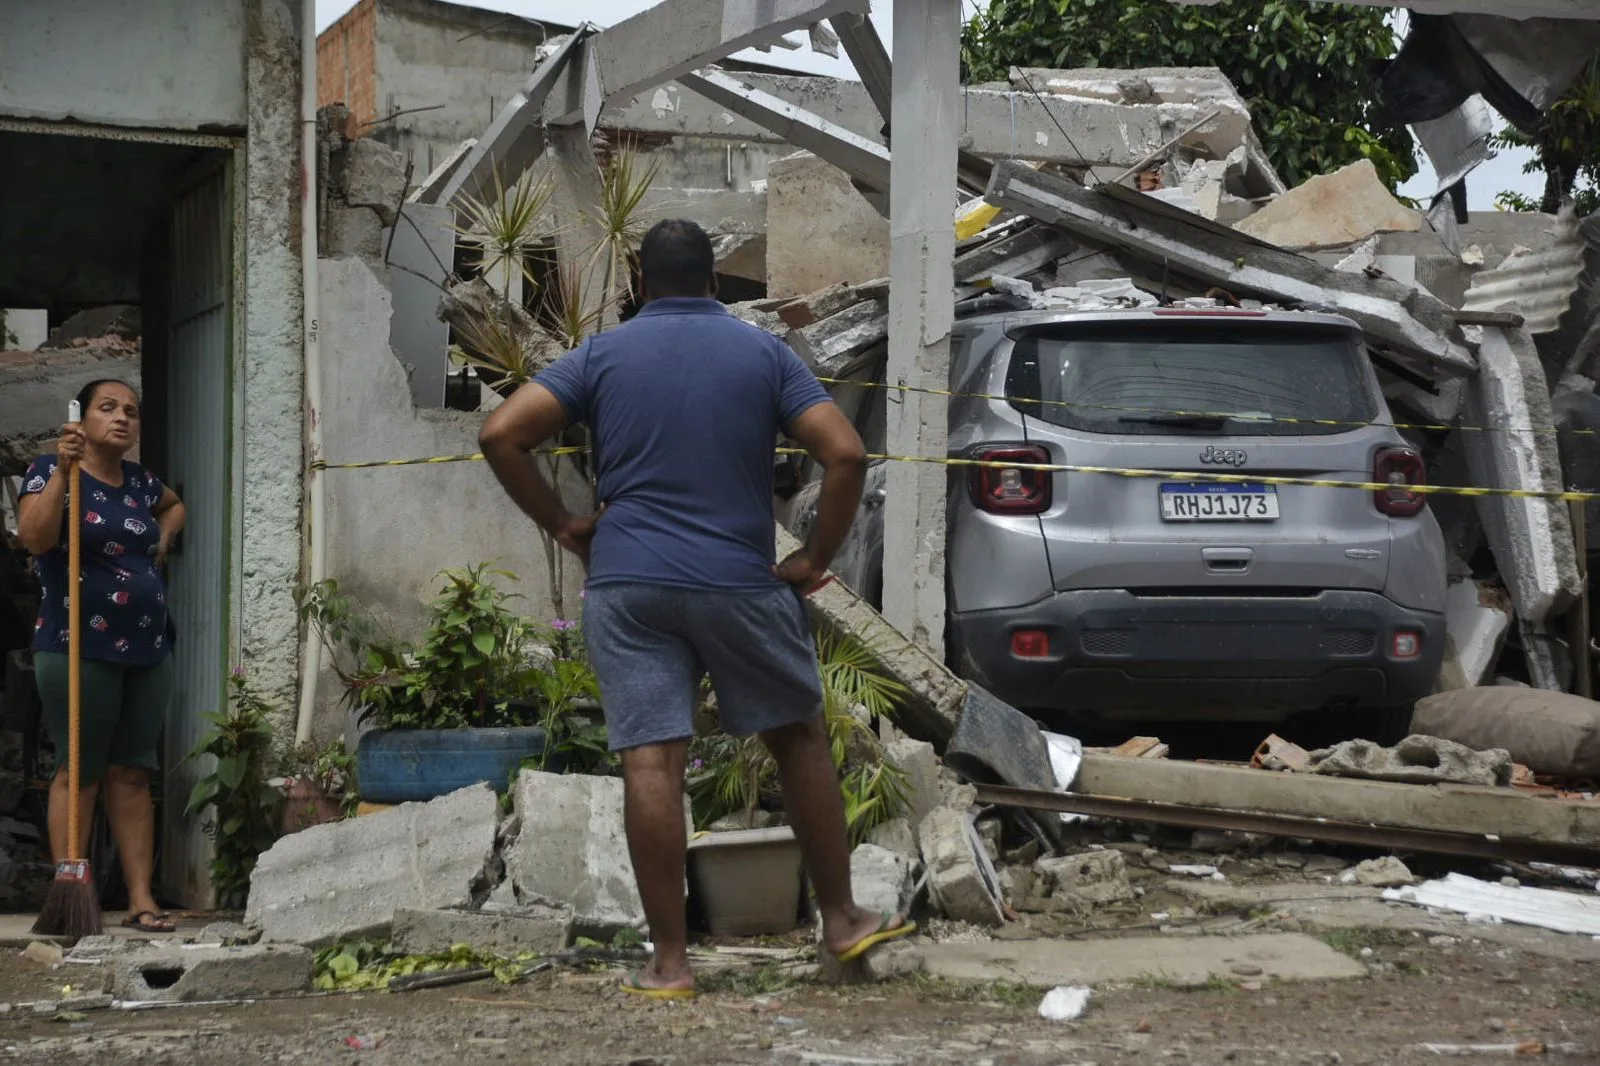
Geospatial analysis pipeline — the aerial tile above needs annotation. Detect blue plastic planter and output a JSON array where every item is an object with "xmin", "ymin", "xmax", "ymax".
[{"xmin": 356, "ymin": 727, "xmax": 558, "ymax": 804}]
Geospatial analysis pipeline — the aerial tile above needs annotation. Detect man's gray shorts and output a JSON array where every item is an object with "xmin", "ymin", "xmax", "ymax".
[{"xmin": 582, "ymin": 582, "xmax": 823, "ymax": 752}]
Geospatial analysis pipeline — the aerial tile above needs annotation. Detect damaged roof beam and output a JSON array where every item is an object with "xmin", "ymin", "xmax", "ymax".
[
  {"xmin": 437, "ymin": 28, "xmax": 590, "ymax": 206},
  {"xmin": 441, "ymin": 0, "xmax": 868, "ymax": 204},
  {"xmin": 985, "ymin": 161, "xmax": 1477, "ymax": 377},
  {"xmin": 829, "ymin": 11, "xmax": 892, "ymax": 122},
  {"xmin": 677, "ymin": 70, "xmax": 891, "ymax": 193},
  {"xmin": 541, "ymin": 0, "xmax": 869, "ymax": 128}
]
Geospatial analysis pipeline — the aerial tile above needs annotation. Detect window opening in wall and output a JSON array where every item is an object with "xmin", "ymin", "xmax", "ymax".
[{"xmin": 443, "ymin": 238, "xmax": 486, "ymax": 411}]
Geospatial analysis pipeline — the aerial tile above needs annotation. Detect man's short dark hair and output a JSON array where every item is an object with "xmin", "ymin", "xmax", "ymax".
[{"xmin": 639, "ymin": 219, "xmax": 715, "ymax": 298}]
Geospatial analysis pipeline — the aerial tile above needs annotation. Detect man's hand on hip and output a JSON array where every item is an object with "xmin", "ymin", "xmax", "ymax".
[
  {"xmin": 556, "ymin": 505, "xmax": 606, "ymax": 568},
  {"xmin": 774, "ymin": 547, "xmax": 825, "ymax": 589}
]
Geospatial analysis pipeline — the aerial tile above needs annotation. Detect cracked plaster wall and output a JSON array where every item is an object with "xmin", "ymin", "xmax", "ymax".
[{"xmin": 317, "ymin": 254, "xmax": 584, "ymax": 741}]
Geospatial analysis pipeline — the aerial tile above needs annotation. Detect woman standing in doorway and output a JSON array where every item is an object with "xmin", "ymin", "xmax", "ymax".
[{"xmin": 16, "ymin": 379, "xmax": 186, "ymax": 932}]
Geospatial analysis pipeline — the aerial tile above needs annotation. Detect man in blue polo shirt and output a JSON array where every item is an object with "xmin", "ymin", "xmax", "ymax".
[{"xmin": 480, "ymin": 219, "xmax": 914, "ymax": 997}]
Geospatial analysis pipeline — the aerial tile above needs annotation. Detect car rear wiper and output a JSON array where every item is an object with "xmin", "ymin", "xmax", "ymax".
[{"xmin": 1117, "ymin": 414, "xmax": 1230, "ymax": 429}]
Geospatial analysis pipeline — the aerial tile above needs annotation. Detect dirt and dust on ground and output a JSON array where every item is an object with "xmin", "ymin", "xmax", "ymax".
[
  {"xmin": 0, "ymin": 930, "xmax": 1595, "ymax": 1065},
  {"xmin": 2, "ymin": 833, "xmax": 1598, "ymax": 1066}
]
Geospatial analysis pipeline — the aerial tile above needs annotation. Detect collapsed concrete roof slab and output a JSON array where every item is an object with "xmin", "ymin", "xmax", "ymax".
[
  {"xmin": 775, "ymin": 525, "xmax": 963, "ymax": 745},
  {"xmin": 1234, "ymin": 159, "xmax": 1424, "ymax": 252},
  {"xmin": 1459, "ymin": 324, "xmax": 1583, "ymax": 625},
  {"xmin": 984, "ymin": 160, "xmax": 1477, "ymax": 379},
  {"xmin": 1008, "ymin": 65, "xmax": 1257, "ymax": 112},
  {"xmin": 607, "ymin": 74, "xmax": 1278, "ymax": 195}
]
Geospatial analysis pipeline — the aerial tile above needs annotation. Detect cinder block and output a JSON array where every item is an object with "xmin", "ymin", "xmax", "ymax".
[{"xmin": 109, "ymin": 943, "xmax": 312, "ymax": 1003}]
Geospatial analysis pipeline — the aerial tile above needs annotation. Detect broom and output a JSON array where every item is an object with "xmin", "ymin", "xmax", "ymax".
[{"xmin": 33, "ymin": 400, "xmax": 103, "ymax": 938}]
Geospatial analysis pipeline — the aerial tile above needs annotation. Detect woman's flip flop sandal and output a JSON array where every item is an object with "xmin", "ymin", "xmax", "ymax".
[
  {"xmin": 834, "ymin": 913, "xmax": 917, "ymax": 963},
  {"xmin": 619, "ymin": 971, "xmax": 697, "ymax": 1000},
  {"xmin": 120, "ymin": 911, "xmax": 178, "ymax": 933}
]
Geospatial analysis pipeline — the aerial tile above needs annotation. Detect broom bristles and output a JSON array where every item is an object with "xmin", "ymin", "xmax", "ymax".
[{"xmin": 31, "ymin": 860, "xmax": 102, "ymax": 938}]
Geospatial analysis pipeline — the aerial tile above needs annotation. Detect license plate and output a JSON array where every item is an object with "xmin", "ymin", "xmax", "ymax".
[{"xmin": 1159, "ymin": 482, "xmax": 1279, "ymax": 521}]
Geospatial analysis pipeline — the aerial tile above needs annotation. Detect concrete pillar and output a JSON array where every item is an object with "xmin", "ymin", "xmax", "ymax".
[{"xmin": 881, "ymin": 0, "xmax": 960, "ymax": 657}]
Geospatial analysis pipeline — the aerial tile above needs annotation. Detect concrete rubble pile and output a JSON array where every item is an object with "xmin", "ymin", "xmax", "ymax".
[{"xmin": 735, "ymin": 62, "xmax": 1599, "ymax": 700}]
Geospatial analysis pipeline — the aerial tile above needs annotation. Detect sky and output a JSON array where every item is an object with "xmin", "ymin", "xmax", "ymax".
[{"xmin": 315, "ymin": 0, "xmax": 1544, "ymax": 211}]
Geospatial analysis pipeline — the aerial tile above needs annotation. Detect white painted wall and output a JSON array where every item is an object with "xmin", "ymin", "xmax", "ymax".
[{"xmin": 0, "ymin": 0, "xmax": 248, "ymax": 130}]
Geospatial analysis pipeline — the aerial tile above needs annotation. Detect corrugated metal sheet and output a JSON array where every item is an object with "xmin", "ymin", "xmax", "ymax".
[
  {"xmin": 160, "ymin": 161, "xmax": 232, "ymax": 908},
  {"xmin": 1461, "ymin": 207, "xmax": 1586, "ymax": 336}
]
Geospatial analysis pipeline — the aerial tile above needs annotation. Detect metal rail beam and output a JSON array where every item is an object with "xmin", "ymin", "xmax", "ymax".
[{"xmin": 974, "ymin": 783, "xmax": 1600, "ymax": 866}]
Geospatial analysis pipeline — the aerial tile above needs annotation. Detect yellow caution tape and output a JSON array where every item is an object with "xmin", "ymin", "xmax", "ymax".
[
  {"xmin": 814, "ymin": 376, "xmax": 1597, "ymax": 439},
  {"xmin": 312, "ymin": 445, "xmax": 1600, "ymax": 503},
  {"xmin": 309, "ymin": 446, "xmax": 585, "ymax": 470}
]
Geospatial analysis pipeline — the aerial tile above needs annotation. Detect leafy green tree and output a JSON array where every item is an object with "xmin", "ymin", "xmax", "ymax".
[
  {"xmin": 962, "ymin": 0, "xmax": 1417, "ymax": 191},
  {"xmin": 1491, "ymin": 57, "xmax": 1600, "ymax": 217}
]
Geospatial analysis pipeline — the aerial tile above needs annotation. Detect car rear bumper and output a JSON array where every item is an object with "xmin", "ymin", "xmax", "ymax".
[{"xmin": 949, "ymin": 589, "xmax": 1445, "ymax": 722}]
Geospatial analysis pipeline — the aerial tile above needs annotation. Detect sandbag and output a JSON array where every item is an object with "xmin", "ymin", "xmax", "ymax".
[{"xmin": 1413, "ymin": 687, "xmax": 1600, "ymax": 777}]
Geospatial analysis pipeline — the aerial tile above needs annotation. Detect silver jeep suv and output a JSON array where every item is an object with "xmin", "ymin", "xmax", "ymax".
[{"xmin": 799, "ymin": 306, "xmax": 1447, "ymax": 735}]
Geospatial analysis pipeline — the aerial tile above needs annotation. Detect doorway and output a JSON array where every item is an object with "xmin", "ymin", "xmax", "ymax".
[{"xmin": 0, "ymin": 120, "xmax": 240, "ymax": 910}]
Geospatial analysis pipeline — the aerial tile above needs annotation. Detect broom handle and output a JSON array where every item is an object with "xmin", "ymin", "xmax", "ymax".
[{"xmin": 67, "ymin": 458, "xmax": 82, "ymax": 863}]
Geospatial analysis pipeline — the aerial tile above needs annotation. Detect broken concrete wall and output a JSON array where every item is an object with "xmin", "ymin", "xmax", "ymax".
[
  {"xmin": 317, "ymin": 255, "xmax": 586, "ymax": 740},
  {"xmin": 246, "ymin": 783, "xmax": 500, "ymax": 946},
  {"xmin": 766, "ymin": 152, "xmax": 889, "ymax": 300},
  {"xmin": 1459, "ymin": 325, "xmax": 1583, "ymax": 626}
]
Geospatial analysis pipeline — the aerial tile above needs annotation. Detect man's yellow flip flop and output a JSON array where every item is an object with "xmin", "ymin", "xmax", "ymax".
[
  {"xmin": 834, "ymin": 913, "xmax": 918, "ymax": 963},
  {"xmin": 620, "ymin": 971, "xmax": 697, "ymax": 1000}
]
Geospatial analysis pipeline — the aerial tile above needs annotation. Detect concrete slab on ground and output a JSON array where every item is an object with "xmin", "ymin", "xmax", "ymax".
[
  {"xmin": 918, "ymin": 933, "xmax": 1365, "ymax": 987},
  {"xmin": 1162, "ymin": 878, "xmax": 1600, "ymax": 964}
]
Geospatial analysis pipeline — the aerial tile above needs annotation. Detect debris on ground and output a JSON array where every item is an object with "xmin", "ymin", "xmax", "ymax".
[
  {"xmin": 1306, "ymin": 735, "xmax": 1514, "ymax": 788},
  {"xmin": 1038, "ymin": 984, "xmax": 1091, "ymax": 1021},
  {"xmin": 19, "ymin": 943, "xmax": 62, "ymax": 969},
  {"xmin": 245, "ymin": 783, "xmax": 501, "ymax": 946},
  {"xmin": 1352, "ymin": 856, "xmax": 1417, "ymax": 889},
  {"xmin": 1383, "ymin": 872, "xmax": 1600, "ymax": 936}
]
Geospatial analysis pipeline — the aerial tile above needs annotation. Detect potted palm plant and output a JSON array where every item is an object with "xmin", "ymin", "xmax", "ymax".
[{"xmin": 685, "ymin": 631, "xmax": 911, "ymax": 936}]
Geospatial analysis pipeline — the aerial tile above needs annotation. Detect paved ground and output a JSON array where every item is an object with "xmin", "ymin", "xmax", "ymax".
[{"xmin": 1, "ymin": 910, "xmax": 1597, "ymax": 1065}]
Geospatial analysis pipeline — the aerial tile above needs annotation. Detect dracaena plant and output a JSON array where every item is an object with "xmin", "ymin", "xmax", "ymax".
[{"xmin": 687, "ymin": 629, "xmax": 910, "ymax": 845}]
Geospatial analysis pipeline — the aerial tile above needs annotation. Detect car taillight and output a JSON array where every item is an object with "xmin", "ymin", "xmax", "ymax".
[
  {"xmin": 1373, "ymin": 446, "xmax": 1425, "ymax": 518},
  {"xmin": 1011, "ymin": 629, "xmax": 1050, "ymax": 658},
  {"xmin": 969, "ymin": 444, "xmax": 1053, "ymax": 515}
]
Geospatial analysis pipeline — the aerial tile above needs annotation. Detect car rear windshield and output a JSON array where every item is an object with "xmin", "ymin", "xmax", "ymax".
[{"xmin": 1005, "ymin": 321, "xmax": 1377, "ymax": 437}]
